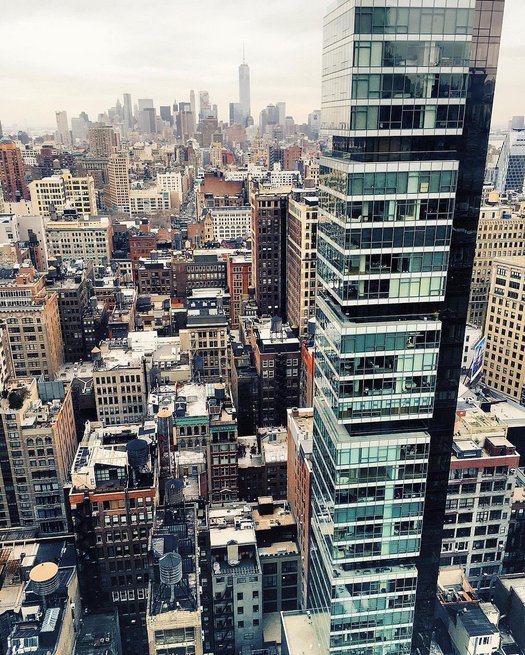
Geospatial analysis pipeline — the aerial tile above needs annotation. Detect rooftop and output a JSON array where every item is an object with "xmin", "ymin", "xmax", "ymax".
[
  {"xmin": 148, "ymin": 505, "xmax": 199, "ymax": 618},
  {"xmin": 261, "ymin": 428, "xmax": 288, "ymax": 464},
  {"xmin": 281, "ymin": 611, "xmax": 324, "ymax": 655},
  {"xmin": 74, "ymin": 611, "xmax": 121, "ymax": 655},
  {"xmin": 0, "ymin": 538, "xmax": 76, "ymax": 653},
  {"xmin": 94, "ymin": 339, "xmax": 144, "ymax": 370},
  {"xmin": 445, "ymin": 603, "xmax": 498, "ymax": 637},
  {"xmin": 497, "ymin": 573, "xmax": 525, "ymax": 602},
  {"xmin": 258, "ymin": 540, "xmax": 298, "ymax": 558},
  {"xmin": 252, "ymin": 501, "xmax": 295, "ymax": 533},
  {"xmin": 210, "ymin": 523, "xmax": 257, "ymax": 549},
  {"xmin": 174, "ymin": 382, "xmax": 236, "ymax": 424},
  {"xmin": 238, "ymin": 435, "xmax": 263, "ymax": 468},
  {"xmin": 71, "ymin": 421, "xmax": 157, "ymax": 493}
]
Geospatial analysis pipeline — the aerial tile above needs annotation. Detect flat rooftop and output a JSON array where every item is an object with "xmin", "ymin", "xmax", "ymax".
[
  {"xmin": 281, "ymin": 611, "xmax": 324, "ymax": 655},
  {"xmin": 498, "ymin": 574, "xmax": 525, "ymax": 601},
  {"xmin": 74, "ymin": 611, "xmax": 121, "ymax": 655},
  {"xmin": 258, "ymin": 540, "xmax": 298, "ymax": 558},
  {"xmin": 253, "ymin": 504, "xmax": 295, "ymax": 532},
  {"xmin": 210, "ymin": 524, "xmax": 256, "ymax": 549},
  {"xmin": 57, "ymin": 361, "xmax": 95, "ymax": 382}
]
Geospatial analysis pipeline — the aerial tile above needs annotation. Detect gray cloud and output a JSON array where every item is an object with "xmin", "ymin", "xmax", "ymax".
[{"xmin": 0, "ymin": 0, "xmax": 521, "ymax": 130}]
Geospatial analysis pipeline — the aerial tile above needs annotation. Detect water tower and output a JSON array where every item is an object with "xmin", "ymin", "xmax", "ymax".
[
  {"xmin": 29, "ymin": 562, "xmax": 60, "ymax": 611},
  {"xmin": 159, "ymin": 552, "xmax": 183, "ymax": 603}
]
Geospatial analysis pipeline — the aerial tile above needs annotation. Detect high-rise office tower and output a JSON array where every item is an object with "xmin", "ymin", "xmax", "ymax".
[
  {"xmin": 308, "ymin": 2, "xmax": 504, "ymax": 655},
  {"xmin": 0, "ymin": 137, "xmax": 29, "ymax": 202},
  {"xmin": 495, "ymin": 128, "xmax": 525, "ymax": 193},
  {"xmin": 159, "ymin": 105, "xmax": 173, "ymax": 126},
  {"xmin": 55, "ymin": 110, "xmax": 71, "ymax": 148},
  {"xmin": 123, "ymin": 92, "xmax": 133, "ymax": 129},
  {"xmin": 199, "ymin": 90, "xmax": 211, "ymax": 119},
  {"xmin": 190, "ymin": 89, "xmax": 196, "ymax": 117},
  {"xmin": 276, "ymin": 101, "xmax": 286, "ymax": 126},
  {"xmin": 239, "ymin": 50, "xmax": 251, "ymax": 126}
]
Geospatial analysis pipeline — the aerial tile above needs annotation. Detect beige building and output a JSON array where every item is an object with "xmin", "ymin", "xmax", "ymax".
[
  {"xmin": 468, "ymin": 203, "xmax": 525, "ymax": 327},
  {"xmin": 208, "ymin": 206, "xmax": 251, "ymax": 243},
  {"xmin": 88, "ymin": 124, "xmax": 121, "ymax": 157},
  {"xmin": 0, "ymin": 377, "xmax": 77, "ymax": 533},
  {"xmin": 179, "ymin": 295, "xmax": 229, "ymax": 382},
  {"xmin": 108, "ymin": 152, "xmax": 130, "ymax": 211},
  {"xmin": 129, "ymin": 187, "xmax": 171, "ymax": 216},
  {"xmin": 286, "ymin": 192, "xmax": 318, "ymax": 336},
  {"xmin": 0, "ymin": 265, "xmax": 64, "ymax": 379},
  {"xmin": 209, "ymin": 141, "xmax": 223, "ymax": 168},
  {"xmin": 92, "ymin": 340, "xmax": 147, "ymax": 426},
  {"xmin": 45, "ymin": 215, "xmax": 112, "ymax": 265},
  {"xmin": 484, "ymin": 256, "xmax": 525, "ymax": 402},
  {"xmin": 29, "ymin": 170, "xmax": 97, "ymax": 217}
]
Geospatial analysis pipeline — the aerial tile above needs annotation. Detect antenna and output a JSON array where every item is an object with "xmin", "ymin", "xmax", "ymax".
[{"xmin": 243, "ymin": 43, "xmax": 246, "ymax": 65}]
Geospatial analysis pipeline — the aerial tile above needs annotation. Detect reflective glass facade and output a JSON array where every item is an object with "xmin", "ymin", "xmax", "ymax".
[{"xmin": 309, "ymin": 1, "xmax": 504, "ymax": 653}]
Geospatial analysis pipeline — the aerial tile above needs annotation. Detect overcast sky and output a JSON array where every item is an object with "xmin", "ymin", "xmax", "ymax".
[{"xmin": 1, "ymin": 0, "xmax": 523, "ymax": 131}]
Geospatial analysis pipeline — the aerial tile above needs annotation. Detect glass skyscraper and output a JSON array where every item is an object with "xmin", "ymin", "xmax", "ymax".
[{"xmin": 309, "ymin": 1, "xmax": 505, "ymax": 654}]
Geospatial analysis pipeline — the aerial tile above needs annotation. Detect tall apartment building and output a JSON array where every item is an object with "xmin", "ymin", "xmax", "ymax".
[
  {"xmin": 206, "ymin": 505, "xmax": 263, "ymax": 655},
  {"xmin": 29, "ymin": 170, "xmax": 97, "ymax": 217},
  {"xmin": 286, "ymin": 192, "xmax": 318, "ymax": 336},
  {"xmin": 250, "ymin": 183, "xmax": 289, "ymax": 317},
  {"xmin": 88, "ymin": 125, "xmax": 121, "ymax": 158},
  {"xmin": 146, "ymin": 503, "xmax": 203, "ymax": 655},
  {"xmin": 441, "ymin": 407, "xmax": 519, "ymax": 593},
  {"xmin": 246, "ymin": 317, "xmax": 301, "ymax": 428},
  {"xmin": 108, "ymin": 152, "xmax": 130, "ymax": 212},
  {"xmin": 45, "ymin": 260, "xmax": 95, "ymax": 362},
  {"xmin": 69, "ymin": 421, "xmax": 158, "ymax": 655},
  {"xmin": 226, "ymin": 253, "xmax": 252, "ymax": 328},
  {"xmin": 484, "ymin": 257, "xmax": 525, "ymax": 402},
  {"xmin": 173, "ymin": 382, "xmax": 238, "ymax": 502},
  {"xmin": 45, "ymin": 215, "xmax": 112, "ymax": 265},
  {"xmin": 0, "ymin": 138, "xmax": 29, "ymax": 202},
  {"xmin": 468, "ymin": 204, "xmax": 525, "ymax": 327},
  {"xmin": 301, "ymin": 2, "xmax": 505, "ymax": 655},
  {"xmin": 0, "ymin": 264, "xmax": 64, "ymax": 379},
  {"xmin": 179, "ymin": 292, "xmax": 230, "ymax": 382},
  {"xmin": 92, "ymin": 341, "xmax": 147, "ymax": 426},
  {"xmin": 0, "ymin": 378, "xmax": 76, "ymax": 534},
  {"xmin": 230, "ymin": 335, "xmax": 259, "ymax": 436},
  {"xmin": 495, "ymin": 128, "xmax": 525, "ymax": 193},
  {"xmin": 287, "ymin": 407, "xmax": 313, "ymax": 609}
]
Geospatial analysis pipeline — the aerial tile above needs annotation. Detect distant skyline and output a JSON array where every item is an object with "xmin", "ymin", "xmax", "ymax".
[{"xmin": 0, "ymin": 0, "xmax": 524, "ymax": 131}]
